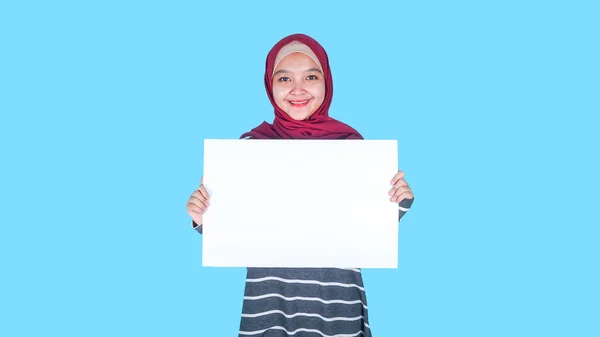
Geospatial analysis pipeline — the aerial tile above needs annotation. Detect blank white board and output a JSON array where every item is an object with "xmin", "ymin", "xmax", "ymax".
[{"xmin": 202, "ymin": 139, "xmax": 399, "ymax": 268}]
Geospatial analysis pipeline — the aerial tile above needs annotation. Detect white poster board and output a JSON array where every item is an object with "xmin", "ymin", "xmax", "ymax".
[{"xmin": 202, "ymin": 139, "xmax": 399, "ymax": 268}]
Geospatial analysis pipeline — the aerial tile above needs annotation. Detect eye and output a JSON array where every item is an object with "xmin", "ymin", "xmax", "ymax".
[
  {"xmin": 306, "ymin": 75, "xmax": 319, "ymax": 80},
  {"xmin": 277, "ymin": 76, "xmax": 291, "ymax": 82}
]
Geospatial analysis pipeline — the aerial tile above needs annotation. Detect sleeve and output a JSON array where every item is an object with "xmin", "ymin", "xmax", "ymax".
[
  {"xmin": 398, "ymin": 198, "xmax": 414, "ymax": 221},
  {"xmin": 192, "ymin": 221, "xmax": 203, "ymax": 234}
]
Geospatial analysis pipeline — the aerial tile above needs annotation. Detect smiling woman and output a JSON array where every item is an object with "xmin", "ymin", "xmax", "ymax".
[{"xmin": 186, "ymin": 33, "xmax": 415, "ymax": 337}]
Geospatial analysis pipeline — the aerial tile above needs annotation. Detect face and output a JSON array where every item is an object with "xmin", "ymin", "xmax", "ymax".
[{"xmin": 272, "ymin": 52, "xmax": 326, "ymax": 120}]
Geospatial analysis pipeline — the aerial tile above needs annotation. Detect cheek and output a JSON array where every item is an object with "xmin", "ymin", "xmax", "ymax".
[
  {"xmin": 271, "ymin": 86, "xmax": 284, "ymax": 100},
  {"xmin": 271, "ymin": 86, "xmax": 288, "ymax": 109},
  {"xmin": 314, "ymin": 84, "xmax": 326, "ymax": 104}
]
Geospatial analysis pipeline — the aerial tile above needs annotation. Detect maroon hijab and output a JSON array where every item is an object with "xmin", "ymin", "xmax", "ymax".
[{"xmin": 240, "ymin": 34, "xmax": 363, "ymax": 140}]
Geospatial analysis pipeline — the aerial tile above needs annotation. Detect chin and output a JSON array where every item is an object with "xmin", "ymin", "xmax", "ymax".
[{"xmin": 285, "ymin": 109, "xmax": 316, "ymax": 121}]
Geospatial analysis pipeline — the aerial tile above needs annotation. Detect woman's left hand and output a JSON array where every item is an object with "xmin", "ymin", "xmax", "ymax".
[{"xmin": 389, "ymin": 171, "xmax": 414, "ymax": 203}]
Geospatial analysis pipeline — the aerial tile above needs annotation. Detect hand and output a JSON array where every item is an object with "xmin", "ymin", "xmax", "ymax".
[
  {"xmin": 389, "ymin": 171, "xmax": 414, "ymax": 203},
  {"xmin": 186, "ymin": 177, "xmax": 210, "ymax": 225}
]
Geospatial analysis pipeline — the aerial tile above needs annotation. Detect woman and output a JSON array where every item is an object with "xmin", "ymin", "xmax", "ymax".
[{"xmin": 186, "ymin": 33, "xmax": 414, "ymax": 336}]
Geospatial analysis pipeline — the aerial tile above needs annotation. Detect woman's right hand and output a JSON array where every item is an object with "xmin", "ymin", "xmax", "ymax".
[{"xmin": 186, "ymin": 178, "xmax": 210, "ymax": 225}]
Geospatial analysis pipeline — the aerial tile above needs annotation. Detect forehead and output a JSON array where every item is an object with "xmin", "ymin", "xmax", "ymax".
[{"xmin": 273, "ymin": 52, "xmax": 321, "ymax": 72}]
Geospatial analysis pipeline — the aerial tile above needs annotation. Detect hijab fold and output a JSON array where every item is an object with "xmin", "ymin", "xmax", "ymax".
[{"xmin": 241, "ymin": 34, "xmax": 363, "ymax": 140}]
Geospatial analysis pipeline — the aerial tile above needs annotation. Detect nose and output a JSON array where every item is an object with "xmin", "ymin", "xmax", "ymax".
[{"xmin": 290, "ymin": 81, "xmax": 307, "ymax": 95}]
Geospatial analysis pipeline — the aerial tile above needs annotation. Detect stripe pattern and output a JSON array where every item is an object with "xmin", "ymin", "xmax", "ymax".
[
  {"xmin": 239, "ymin": 268, "xmax": 372, "ymax": 337},
  {"xmin": 398, "ymin": 198, "xmax": 414, "ymax": 221}
]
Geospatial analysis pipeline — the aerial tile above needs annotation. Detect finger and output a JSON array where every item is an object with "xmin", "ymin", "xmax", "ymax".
[
  {"xmin": 390, "ymin": 171, "xmax": 405, "ymax": 185},
  {"xmin": 392, "ymin": 188, "xmax": 414, "ymax": 202},
  {"xmin": 388, "ymin": 179, "xmax": 408, "ymax": 195},
  {"xmin": 189, "ymin": 192, "xmax": 209, "ymax": 206},
  {"xmin": 198, "ymin": 185, "xmax": 210, "ymax": 200},
  {"xmin": 393, "ymin": 191, "xmax": 414, "ymax": 203},
  {"xmin": 187, "ymin": 202, "xmax": 206, "ymax": 214},
  {"xmin": 189, "ymin": 196, "xmax": 209, "ymax": 210},
  {"xmin": 191, "ymin": 190, "xmax": 209, "ymax": 203},
  {"xmin": 391, "ymin": 186, "xmax": 412, "ymax": 202},
  {"xmin": 392, "ymin": 185, "xmax": 411, "ymax": 196},
  {"xmin": 394, "ymin": 179, "xmax": 408, "ymax": 188}
]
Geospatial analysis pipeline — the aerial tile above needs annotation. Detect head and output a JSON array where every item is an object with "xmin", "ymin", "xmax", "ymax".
[
  {"xmin": 272, "ymin": 48, "xmax": 325, "ymax": 120},
  {"xmin": 264, "ymin": 34, "xmax": 333, "ymax": 121}
]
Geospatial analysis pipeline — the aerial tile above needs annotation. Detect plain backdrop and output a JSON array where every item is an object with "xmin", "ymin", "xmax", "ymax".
[{"xmin": 1, "ymin": 1, "xmax": 598, "ymax": 336}]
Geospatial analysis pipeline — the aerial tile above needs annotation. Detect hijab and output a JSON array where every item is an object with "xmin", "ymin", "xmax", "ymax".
[{"xmin": 240, "ymin": 34, "xmax": 363, "ymax": 140}]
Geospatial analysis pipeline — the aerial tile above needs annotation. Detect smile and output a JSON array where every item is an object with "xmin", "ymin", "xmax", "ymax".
[{"xmin": 288, "ymin": 99, "xmax": 310, "ymax": 107}]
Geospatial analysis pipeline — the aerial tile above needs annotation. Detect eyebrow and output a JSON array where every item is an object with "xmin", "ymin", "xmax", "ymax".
[{"xmin": 272, "ymin": 68, "xmax": 323, "ymax": 77}]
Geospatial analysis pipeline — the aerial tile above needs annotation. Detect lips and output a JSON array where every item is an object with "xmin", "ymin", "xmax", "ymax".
[{"xmin": 288, "ymin": 99, "xmax": 310, "ymax": 108}]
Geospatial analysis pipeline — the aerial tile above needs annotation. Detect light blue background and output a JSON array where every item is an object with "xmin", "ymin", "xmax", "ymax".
[{"xmin": 1, "ymin": 1, "xmax": 598, "ymax": 336}]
